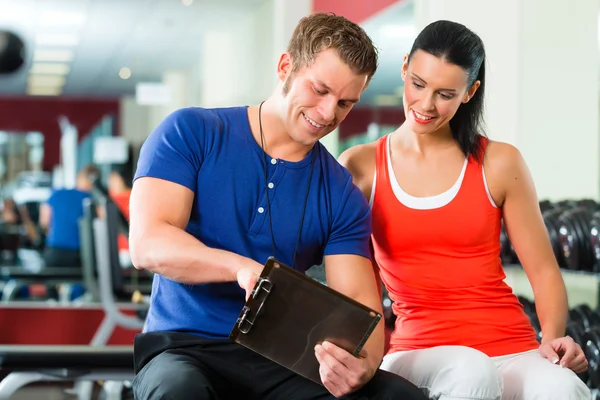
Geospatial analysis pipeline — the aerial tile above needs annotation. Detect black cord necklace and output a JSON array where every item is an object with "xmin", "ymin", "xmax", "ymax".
[{"xmin": 258, "ymin": 101, "xmax": 316, "ymax": 269}]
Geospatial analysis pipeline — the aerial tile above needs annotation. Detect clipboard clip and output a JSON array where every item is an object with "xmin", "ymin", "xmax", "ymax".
[{"xmin": 236, "ymin": 277, "xmax": 273, "ymax": 334}]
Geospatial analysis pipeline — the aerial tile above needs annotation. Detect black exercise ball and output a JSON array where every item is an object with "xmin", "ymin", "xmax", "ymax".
[{"xmin": 0, "ymin": 30, "xmax": 25, "ymax": 74}]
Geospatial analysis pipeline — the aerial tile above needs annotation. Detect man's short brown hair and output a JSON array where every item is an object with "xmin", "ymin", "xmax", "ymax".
[
  {"xmin": 79, "ymin": 164, "xmax": 100, "ymax": 181},
  {"xmin": 287, "ymin": 12, "xmax": 379, "ymax": 80}
]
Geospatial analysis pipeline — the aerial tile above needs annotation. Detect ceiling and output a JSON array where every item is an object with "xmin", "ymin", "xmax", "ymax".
[
  {"xmin": 0, "ymin": 0, "xmax": 414, "ymax": 107},
  {"xmin": 0, "ymin": 0, "xmax": 267, "ymax": 97}
]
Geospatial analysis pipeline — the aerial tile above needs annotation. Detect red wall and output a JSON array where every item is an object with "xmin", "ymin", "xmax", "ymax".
[
  {"xmin": 0, "ymin": 305, "xmax": 139, "ymax": 345},
  {"xmin": 0, "ymin": 97, "xmax": 120, "ymax": 171},
  {"xmin": 312, "ymin": 0, "xmax": 402, "ymax": 23},
  {"xmin": 339, "ymin": 107, "xmax": 405, "ymax": 140}
]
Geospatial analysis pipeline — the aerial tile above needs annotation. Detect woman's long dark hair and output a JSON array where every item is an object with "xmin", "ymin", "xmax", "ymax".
[{"xmin": 408, "ymin": 20, "xmax": 486, "ymax": 162}]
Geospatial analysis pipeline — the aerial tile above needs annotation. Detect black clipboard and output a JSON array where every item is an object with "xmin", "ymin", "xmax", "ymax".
[{"xmin": 229, "ymin": 257, "xmax": 382, "ymax": 385}]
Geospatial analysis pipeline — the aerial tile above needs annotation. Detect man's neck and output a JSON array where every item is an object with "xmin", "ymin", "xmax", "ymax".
[{"xmin": 249, "ymin": 99, "xmax": 312, "ymax": 162}]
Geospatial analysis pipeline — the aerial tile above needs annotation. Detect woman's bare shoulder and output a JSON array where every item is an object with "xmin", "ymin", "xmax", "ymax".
[{"xmin": 338, "ymin": 140, "xmax": 379, "ymax": 198}]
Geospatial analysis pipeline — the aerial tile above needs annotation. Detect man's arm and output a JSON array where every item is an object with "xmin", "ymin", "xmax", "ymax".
[
  {"xmin": 129, "ymin": 176, "xmax": 263, "ymax": 286},
  {"xmin": 39, "ymin": 203, "xmax": 51, "ymax": 231},
  {"xmin": 128, "ymin": 108, "xmax": 263, "ymax": 291},
  {"xmin": 310, "ymin": 161, "xmax": 382, "ymax": 397},
  {"xmin": 314, "ymin": 254, "xmax": 384, "ymax": 397},
  {"xmin": 325, "ymin": 254, "xmax": 384, "ymax": 366}
]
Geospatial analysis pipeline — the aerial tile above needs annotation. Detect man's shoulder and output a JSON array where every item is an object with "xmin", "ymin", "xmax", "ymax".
[
  {"xmin": 317, "ymin": 144, "xmax": 370, "ymax": 213},
  {"xmin": 155, "ymin": 106, "xmax": 249, "ymax": 143},
  {"xmin": 167, "ymin": 106, "xmax": 247, "ymax": 126},
  {"xmin": 49, "ymin": 188, "xmax": 89, "ymax": 202},
  {"xmin": 317, "ymin": 143, "xmax": 353, "ymax": 186}
]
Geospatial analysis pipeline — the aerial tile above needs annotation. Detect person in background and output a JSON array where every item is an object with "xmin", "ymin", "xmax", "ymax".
[
  {"xmin": 1, "ymin": 198, "xmax": 21, "ymax": 225},
  {"xmin": 39, "ymin": 164, "xmax": 100, "ymax": 267},
  {"xmin": 108, "ymin": 164, "xmax": 133, "ymax": 266}
]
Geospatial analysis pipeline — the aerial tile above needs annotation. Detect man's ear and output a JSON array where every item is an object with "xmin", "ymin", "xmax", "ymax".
[{"xmin": 277, "ymin": 52, "xmax": 293, "ymax": 81}]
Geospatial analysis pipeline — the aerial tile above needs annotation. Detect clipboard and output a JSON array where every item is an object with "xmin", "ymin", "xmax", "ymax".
[{"xmin": 229, "ymin": 257, "xmax": 382, "ymax": 385}]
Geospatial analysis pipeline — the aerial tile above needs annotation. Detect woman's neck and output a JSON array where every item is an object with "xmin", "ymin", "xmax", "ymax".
[{"xmin": 395, "ymin": 123, "xmax": 457, "ymax": 157}]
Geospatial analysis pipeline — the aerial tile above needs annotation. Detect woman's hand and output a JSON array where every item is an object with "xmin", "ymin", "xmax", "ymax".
[{"xmin": 538, "ymin": 336, "xmax": 588, "ymax": 373}]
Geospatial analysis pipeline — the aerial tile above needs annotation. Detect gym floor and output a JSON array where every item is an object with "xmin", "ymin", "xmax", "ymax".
[
  {"xmin": 9, "ymin": 382, "xmax": 133, "ymax": 399},
  {"xmin": 12, "ymin": 386, "xmax": 72, "ymax": 399}
]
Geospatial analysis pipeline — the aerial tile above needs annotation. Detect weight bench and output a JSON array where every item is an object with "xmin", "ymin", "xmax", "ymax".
[
  {"xmin": 0, "ymin": 266, "xmax": 83, "ymax": 303},
  {"xmin": 0, "ymin": 345, "xmax": 133, "ymax": 399}
]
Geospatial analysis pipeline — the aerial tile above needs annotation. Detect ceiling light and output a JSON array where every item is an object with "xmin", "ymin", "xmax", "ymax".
[
  {"xmin": 29, "ymin": 63, "xmax": 70, "ymax": 75},
  {"xmin": 37, "ymin": 11, "xmax": 86, "ymax": 26},
  {"xmin": 33, "ymin": 49, "xmax": 74, "ymax": 62},
  {"xmin": 35, "ymin": 33, "xmax": 79, "ymax": 47},
  {"xmin": 119, "ymin": 67, "xmax": 132, "ymax": 80},
  {"xmin": 27, "ymin": 86, "xmax": 63, "ymax": 96},
  {"xmin": 181, "ymin": 0, "xmax": 194, "ymax": 5},
  {"xmin": 27, "ymin": 75, "xmax": 67, "ymax": 87}
]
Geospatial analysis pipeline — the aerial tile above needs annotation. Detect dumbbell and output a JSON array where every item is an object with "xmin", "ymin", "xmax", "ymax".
[
  {"xmin": 564, "ymin": 305, "xmax": 600, "ymax": 388},
  {"xmin": 568, "ymin": 305, "xmax": 600, "ymax": 332},
  {"xmin": 570, "ymin": 305, "xmax": 594, "ymax": 330},
  {"xmin": 382, "ymin": 289, "xmax": 396, "ymax": 328},
  {"xmin": 565, "ymin": 322, "xmax": 592, "ymax": 386},
  {"xmin": 582, "ymin": 327, "xmax": 600, "ymax": 388}
]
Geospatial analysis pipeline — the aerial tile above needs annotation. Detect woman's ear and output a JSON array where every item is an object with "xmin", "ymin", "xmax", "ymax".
[
  {"xmin": 401, "ymin": 53, "xmax": 409, "ymax": 81},
  {"xmin": 462, "ymin": 80, "xmax": 481, "ymax": 103}
]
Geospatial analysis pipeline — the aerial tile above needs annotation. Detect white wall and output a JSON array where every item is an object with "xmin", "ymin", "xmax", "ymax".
[
  {"xmin": 413, "ymin": 0, "xmax": 600, "ymax": 201},
  {"xmin": 120, "ymin": 0, "xmax": 312, "ymax": 144},
  {"xmin": 518, "ymin": 0, "xmax": 599, "ymax": 200},
  {"xmin": 119, "ymin": 96, "xmax": 149, "ymax": 147}
]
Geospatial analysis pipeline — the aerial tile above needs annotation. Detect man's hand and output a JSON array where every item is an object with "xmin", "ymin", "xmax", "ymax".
[
  {"xmin": 539, "ymin": 336, "xmax": 588, "ymax": 373},
  {"xmin": 236, "ymin": 263, "xmax": 265, "ymax": 300},
  {"xmin": 314, "ymin": 341, "xmax": 375, "ymax": 398}
]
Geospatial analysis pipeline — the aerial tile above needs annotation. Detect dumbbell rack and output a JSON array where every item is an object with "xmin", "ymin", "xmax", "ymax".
[{"xmin": 501, "ymin": 199, "xmax": 600, "ymax": 307}]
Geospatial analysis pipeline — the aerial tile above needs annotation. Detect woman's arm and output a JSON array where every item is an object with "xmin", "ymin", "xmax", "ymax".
[
  {"xmin": 487, "ymin": 142, "xmax": 587, "ymax": 372},
  {"xmin": 485, "ymin": 141, "xmax": 568, "ymax": 343}
]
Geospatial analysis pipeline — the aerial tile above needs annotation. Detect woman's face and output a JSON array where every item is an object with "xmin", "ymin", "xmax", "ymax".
[{"xmin": 401, "ymin": 50, "xmax": 479, "ymax": 135}]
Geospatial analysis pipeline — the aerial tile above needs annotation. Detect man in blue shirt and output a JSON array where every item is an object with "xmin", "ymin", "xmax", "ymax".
[
  {"xmin": 40, "ymin": 164, "xmax": 99, "ymax": 267},
  {"xmin": 129, "ymin": 12, "xmax": 426, "ymax": 400}
]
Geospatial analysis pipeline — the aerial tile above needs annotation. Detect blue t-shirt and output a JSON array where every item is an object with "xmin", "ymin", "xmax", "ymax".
[
  {"xmin": 46, "ymin": 189, "xmax": 90, "ymax": 250},
  {"xmin": 135, "ymin": 106, "xmax": 372, "ymax": 339}
]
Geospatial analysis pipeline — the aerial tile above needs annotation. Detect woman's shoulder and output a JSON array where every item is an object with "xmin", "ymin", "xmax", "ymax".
[
  {"xmin": 338, "ymin": 139, "xmax": 380, "ymax": 175},
  {"xmin": 483, "ymin": 138, "xmax": 525, "ymax": 169},
  {"xmin": 482, "ymin": 137, "xmax": 529, "ymax": 193},
  {"xmin": 338, "ymin": 138, "xmax": 381, "ymax": 198}
]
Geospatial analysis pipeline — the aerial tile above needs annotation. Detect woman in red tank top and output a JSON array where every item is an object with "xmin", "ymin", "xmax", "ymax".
[{"xmin": 340, "ymin": 20, "xmax": 588, "ymax": 400}]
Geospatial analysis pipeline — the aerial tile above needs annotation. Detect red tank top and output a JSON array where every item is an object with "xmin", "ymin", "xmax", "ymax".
[{"xmin": 371, "ymin": 135, "xmax": 539, "ymax": 357}]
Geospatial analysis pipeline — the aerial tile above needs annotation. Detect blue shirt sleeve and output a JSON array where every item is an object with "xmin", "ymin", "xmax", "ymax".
[
  {"xmin": 324, "ymin": 176, "xmax": 372, "ymax": 260},
  {"xmin": 46, "ymin": 190, "xmax": 57, "ymax": 207},
  {"xmin": 134, "ymin": 108, "xmax": 206, "ymax": 192}
]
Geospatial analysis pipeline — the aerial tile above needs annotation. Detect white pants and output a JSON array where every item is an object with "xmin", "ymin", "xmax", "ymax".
[{"xmin": 380, "ymin": 346, "xmax": 590, "ymax": 400}]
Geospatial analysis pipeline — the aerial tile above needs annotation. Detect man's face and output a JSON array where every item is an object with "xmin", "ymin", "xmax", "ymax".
[{"xmin": 279, "ymin": 49, "xmax": 369, "ymax": 147}]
